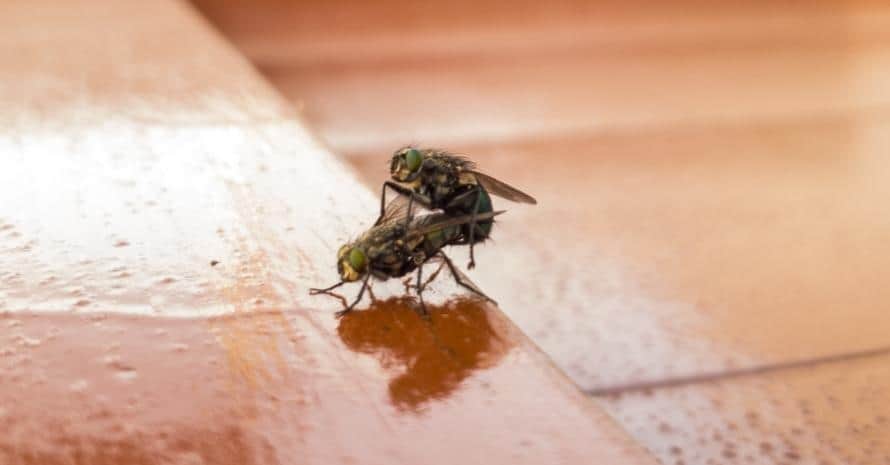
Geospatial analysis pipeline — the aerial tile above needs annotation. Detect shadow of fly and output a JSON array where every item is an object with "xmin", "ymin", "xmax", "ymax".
[
  {"xmin": 377, "ymin": 146, "xmax": 536, "ymax": 269},
  {"xmin": 311, "ymin": 198, "xmax": 502, "ymax": 317}
]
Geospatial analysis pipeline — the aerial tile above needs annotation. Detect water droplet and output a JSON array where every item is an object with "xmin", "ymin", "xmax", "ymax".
[
  {"xmin": 103, "ymin": 354, "xmax": 132, "ymax": 370},
  {"xmin": 169, "ymin": 343, "xmax": 189, "ymax": 353},
  {"xmin": 104, "ymin": 355, "xmax": 138, "ymax": 381},
  {"xmin": 149, "ymin": 296, "xmax": 169, "ymax": 313},
  {"xmin": 69, "ymin": 379, "xmax": 89, "ymax": 392},
  {"xmin": 115, "ymin": 370, "xmax": 139, "ymax": 382},
  {"xmin": 15, "ymin": 335, "xmax": 41, "ymax": 348}
]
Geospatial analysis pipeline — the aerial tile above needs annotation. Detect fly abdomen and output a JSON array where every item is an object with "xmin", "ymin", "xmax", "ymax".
[{"xmin": 444, "ymin": 187, "xmax": 493, "ymax": 243}]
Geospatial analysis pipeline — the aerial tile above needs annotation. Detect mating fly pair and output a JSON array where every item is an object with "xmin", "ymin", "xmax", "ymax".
[{"xmin": 310, "ymin": 146, "xmax": 536, "ymax": 316}]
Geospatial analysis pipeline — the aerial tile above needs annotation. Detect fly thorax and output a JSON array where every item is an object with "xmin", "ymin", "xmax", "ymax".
[
  {"xmin": 406, "ymin": 178, "xmax": 423, "ymax": 191},
  {"xmin": 458, "ymin": 171, "xmax": 477, "ymax": 186},
  {"xmin": 434, "ymin": 176, "xmax": 457, "ymax": 203}
]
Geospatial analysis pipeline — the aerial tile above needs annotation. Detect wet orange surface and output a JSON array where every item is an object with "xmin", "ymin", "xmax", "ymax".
[
  {"xmin": 0, "ymin": 0, "xmax": 657, "ymax": 463},
  {"xmin": 195, "ymin": 0, "xmax": 890, "ymax": 388},
  {"xmin": 191, "ymin": 0, "xmax": 890, "ymax": 461},
  {"xmin": 2, "ymin": 303, "xmax": 644, "ymax": 465},
  {"xmin": 600, "ymin": 354, "xmax": 890, "ymax": 464},
  {"xmin": 337, "ymin": 297, "xmax": 512, "ymax": 411}
]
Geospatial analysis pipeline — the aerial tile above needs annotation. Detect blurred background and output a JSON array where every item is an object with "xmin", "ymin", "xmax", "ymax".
[{"xmin": 190, "ymin": 1, "xmax": 890, "ymax": 463}]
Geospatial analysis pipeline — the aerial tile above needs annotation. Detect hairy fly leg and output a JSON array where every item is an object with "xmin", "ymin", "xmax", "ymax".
[
  {"xmin": 335, "ymin": 274, "xmax": 372, "ymax": 318},
  {"xmin": 440, "ymin": 252, "xmax": 497, "ymax": 305}
]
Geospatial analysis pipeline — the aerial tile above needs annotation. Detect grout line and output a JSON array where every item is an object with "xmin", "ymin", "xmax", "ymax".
[{"xmin": 586, "ymin": 345, "xmax": 890, "ymax": 396}]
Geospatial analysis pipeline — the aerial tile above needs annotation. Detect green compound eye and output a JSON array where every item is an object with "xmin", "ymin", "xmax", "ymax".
[
  {"xmin": 348, "ymin": 248, "xmax": 366, "ymax": 272},
  {"xmin": 405, "ymin": 148, "xmax": 423, "ymax": 172}
]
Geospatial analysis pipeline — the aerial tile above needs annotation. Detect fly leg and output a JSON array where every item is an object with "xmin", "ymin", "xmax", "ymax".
[
  {"xmin": 375, "ymin": 182, "xmax": 413, "ymax": 225},
  {"xmin": 445, "ymin": 187, "xmax": 485, "ymax": 269},
  {"xmin": 419, "ymin": 260, "xmax": 446, "ymax": 291},
  {"xmin": 309, "ymin": 281, "xmax": 345, "ymax": 294},
  {"xmin": 374, "ymin": 182, "xmax": 390, "ymax": 226},
  {"xmin": 366, "ymin": 283, "xmax": 378, "ymax": 303},
  {"xmin": 404, "ymin": 192, "xmax": 415, "ymax": 230},
  {"xmin": 375, "ymin": 182, "xmax": 411, "ymax": 226},
  {"xmin": 399, "ymin": 188, "xmax": 435, "ymax": 230},
  {"xmin": 374, "ymin": 181, "xmax": 432, "ymax": 228},
  {"xmin": 466, "ymin": 186, "xmax": 483, "ymax": 269},
  {"xmin": 403, "ymin": 260, "xmax": 443, "ymax": 293},
  {"xmin": 376, "ymin": 181, "xmax": 429, "ymax": 226},
  {"xmin": 440, "ymin": 252, "xmax": 497, "ymax": 305},
  {"xmin": 415, "ymin": 265, "xmax": 428, "ymax": 317},
  {"xmin": 335, "ymin": 274, "xmax": 371, "ymax": 318},
  {"xmin": 309, "ymin": 281, "xmax": 348, "ymax": 308}
]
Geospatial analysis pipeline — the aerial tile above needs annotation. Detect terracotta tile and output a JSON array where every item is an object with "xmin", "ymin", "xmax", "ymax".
[
  {"xmin": 196, "ymin": 0, "xmax": 890, "ymax": 391},
  {"xmin": 597, "ymin": 354, "xmax": 890, "ymax": 464},
  {"xmin": 338, "ymin": 120, "xmax": 890, "ymax": 391},
  {"xmin": 0, "ymin": 0, "xmax": 656, "ymax": 463},
  {"xmin": 200, "ymin": 1, "xmax": 890, "ymax": 154},
  {"xmin": 0, "ymin": 0, "xmax": 293, "ymax": 129},
  {"xmin": 271, "ymin": 43, "xmax": 890, "ymax": 153},
  {"xmin": 196, "ymin": 0, "xmax": 890, "ymax": 68}
]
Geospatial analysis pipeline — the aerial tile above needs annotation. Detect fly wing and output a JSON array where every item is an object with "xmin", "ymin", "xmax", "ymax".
[
  {"xmin": 470, "ymin": 171, "xmax": 537, "ymax": 204},
  {"xmin": 376, "ymin": 194, "xmax": 435, "ymax": 227},
  {"xmin": 413, "ymin": 210, "xmax": 505, "ymax": 236},
  {"xmin": 376, "ymin": 195, "xmax": 410, "ymax": 227}
]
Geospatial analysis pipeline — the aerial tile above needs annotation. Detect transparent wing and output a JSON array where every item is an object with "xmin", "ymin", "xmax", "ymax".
[
  {"xmin": 413, "ymin": 210, "xmax": 504, "ymax": 236},
  {"xmin": 376, "ymin": 193, "xmax": 435, "ymax": 227},
  {"xmin": 376, "ymin": 195, "xmax": 410, "ymax": 227},
  {"xmin": 471, "ymin": 171, "xmax": 537, "ymax": 204}
]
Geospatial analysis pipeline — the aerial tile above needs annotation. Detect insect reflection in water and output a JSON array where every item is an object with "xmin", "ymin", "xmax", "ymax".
[{"xmin": 336, "ymin": 296, "xmax": 511, "ymax": 411}]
